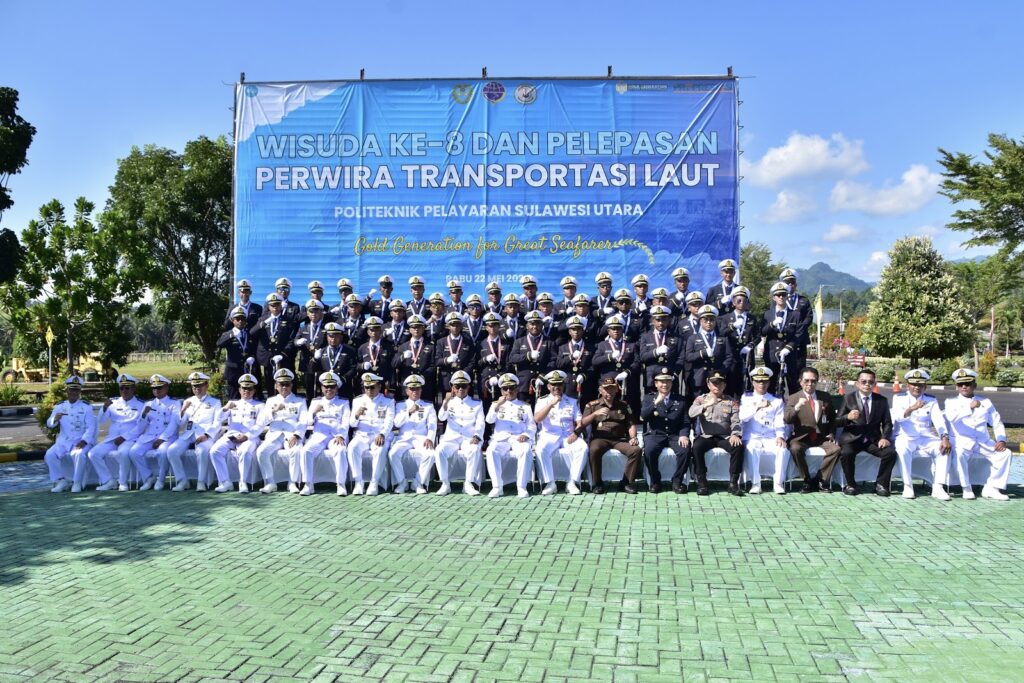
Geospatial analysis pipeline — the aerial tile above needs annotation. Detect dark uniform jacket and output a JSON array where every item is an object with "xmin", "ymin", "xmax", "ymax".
[
  {"xmin": 383, "ymin": 321, "xmax": 411, "ymax": 348},
  {"xmin": 434, "ymin": 334, "xmax": 477, "ymax": 393},
  {"xmin": 684, "ymin": 330, "xmax": 735, "ymax": 391},
  {"xmin": 392, "ymin": 337, "xmax": 437, "ymax": 396},
  {"xmin": 222, "ymin": 300, "xmax": 263, "ymax": 332},
  {"xmin": 315, "ymin": 343, "xmax": 359, "ymax": 399},
  {"xmin": 640, "ymin": 392, "xmax": 690, "ymax": 436},
  {"xmin": 253, "ymin": 315, "xmax": 297, "ymax": 367},
  {"xmin": 760, "ymin": 307, "xmax": 803, "ymax": 365},
  {"xmin": 783, "ymin": 390, "xmax": 837, "ymax": 443},
  {"xmin": 508, "ymin": 334, "xmax": 555, "ymax": 392},
  {"xmin": 356, "ymin": 339, "xmax": 396, "ymax": 390},
  {"xmin": 475, "ymin": 335, "xmax": 511, "ymax": 401},
  {"xmin": 554, "ymin": 339, "xmax": 595, "ymax": 400},
  {"xmin": 705, "ymin": 281, "xmax": 739, "ymax": 315},
  {"xmin": 217, "ymin": 328, "xmax": 257, "ymax": 371},
  {"xmin": 638, "ymin": 329, "xmax": 682, "ymax": 388}
]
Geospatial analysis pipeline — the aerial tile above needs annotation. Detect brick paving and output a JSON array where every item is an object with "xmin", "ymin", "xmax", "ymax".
[{"xmin": 1, "ymin": 482, "xmax": 1023, "ymax": 681}]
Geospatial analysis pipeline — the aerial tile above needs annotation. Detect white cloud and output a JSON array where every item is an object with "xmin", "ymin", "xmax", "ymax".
[
  {"xmin": 829, "ymin": 164, "xmax": 941, "ymax": 216},
  {"xmin": 863, "ymin": 250, "xmax": 889, "ymax": 279},
  {"xmin": 810, "ymin": 245, "xmax": 833, "ymax": 255},
  {"xmin": 823, "ymin": 224, "xmax": 863, "ymax": 242},
  {"xmin": 760, "ymin": 190, "xmax": 817, "ymax": 223},
  {"xmin": 913, "ymin": 224, "xmax": 940, "ymax": 237},
  {"xmin": 741, "ymin": 132, "xmax": 868, "ymax": 188}
]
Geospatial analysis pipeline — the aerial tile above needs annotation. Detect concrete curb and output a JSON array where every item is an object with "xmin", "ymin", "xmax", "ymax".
[
  {"xmin": 0, "ymin": 406, "xmax": 36, "ymax": 417},
  {"xmin": 0, "ymin": 449, "xmax": 45, "ymax": 463}
]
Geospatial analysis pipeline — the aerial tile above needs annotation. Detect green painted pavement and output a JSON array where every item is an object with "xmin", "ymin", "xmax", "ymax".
[{"xmin": 1, "ymin": 485, "xmax": 1023, "ymax": 682}]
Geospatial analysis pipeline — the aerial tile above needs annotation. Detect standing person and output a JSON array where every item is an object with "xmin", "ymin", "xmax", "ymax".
[
  {"xmin": 368, "ymin": 274, "xmax": 396, "ymax": 321},
  {"xmin": 705, "ymin": 259, "xmax": 739, "ymax": 315},
  {"xmin": 501, "ymin": 294, "xmax": 525, "ymax": 340},
  {"xmin": 356, "ymin": 317, "xmax": 395, "ymax": 394},
  {"xmin": 165, "ymin": 372, "xmax": 223, "ymax": 492},
  {"xmin": 255, "ymin": 369, "xmax": 307, "ymax": 494},
  {"xmin": 537, "ymin": 293, "xmax": 558, "ymax": 342},
  {"xmin": 640, "ymin": 369, "xmax": 691, "ymax": 494},
  {"xmin": 484, "ymin": 281, "xmax": 503, "ymax": 315},
  {"xmin": 519, "ymin": 274, "xmax": 539, "ymax": 312},
  {"xmin": 299, "ymin": 371, "xmax": 351, "ymax": 496},
  {"xmin": 836, "ymin": 369, "xmax": 898, "ymax": 496},
  {"xmin": 580, "ymin": 373, "xmax": 641, "ymax": 494},
  {"xmin": 339, "ymin": 294, "xmax": 369, "ymax": 348},
  {"xmin": 273, "ymin": 277, "xmax": 302, "ymax": 322},
  {"xmin": 314, "ymin": 322, "xmax": 359, "ymax": 399},
  {"xmin": 555, "ymin": 276, "xmax": 578, "ymax": 321},
  {"xmin": 611, "ymin": 289, "xmax": 644, "ymax": 343},
  {"xmin": 484, "ymin": 373, "xmax": 537, "ymax": 498},
  {"xmin": 591, "ymin": 272, "xmax": 615, "ymax": 326},
  {"xmin": 554, "ymin": 315, "xmax": 596, "ymax": 406},
  {"xmin": 393, "ymin": 314, "xmax": 436, "ymax": 402},
  {"xmin": 476, "ymin": 312, "xmax": 511, "ymax": 409},
  {"xmin": 675, "ymin": 291, "xmax": 705, "ymax": 393},
  {"xmin": 218, "ymin": 306, "xmax": 258, "ymax": 400},
  {"xmin": 688, "ymin": 371, "xmax": 744, "ymax": 496},
  {"xmin": 631, "ymin": 273, "xmax": 652, "ymax": 322},
  {"xmin": 784, "ymin": 367, "xmax": 841, "ymax": 493},
  {"xmin": 668, "ymin": 267, "xmax": 692, "ymax": 318},
  {"xmin": 944, "ymin": 368, "xmax": 1010, "ymax": 500},
  {"xmin": 302, "ymin": 280, "xmax": 330, "ymax": 324},
  {"xmin": 209, "ymin": 373, "xmax": 264, "ymax": 494},
  {"xmin": 778, "ymin": 268, "xmax": 812, "ymax": 378},
  {"xmin": 254, "ymin": 293, "xmax": 296, "ymax": 397},
  {"xmin": 88, "ymin": 374, "xmax": 145, "ymax": 491},
  {"xmin": 127, "ymin": 374, "xmax": 181, "ymax": 492},
  {"xmin": 509, "ymin": 310, "xmax": 554, "ymax": 403},
  {"xmin": 762, "ymin": 282, "xmax": 803, "ymax": 396},
  {"xmin": 383, "ymin": 299, "xmax": 410, "ymax": 347},
  {"xmin": 435, "ymin": 371, "xmax": 486, "ymax": 495},
  {"xmin": 424, "ymin": 293, "xmax": 448, "ymax": 344},
  {"xmin": 45, "ymin": 377, "xmax": 97, "ymax": 493},
  {"xmin": 719, "ymin": 286, "xmax": 760, "ymax": 397},
  {"xmin": 347, "ymin": 373, "xmax": 395, "ymax": 496},
  {"xmin": 685, "ymin": 305, "xmax": 734, "ymax": 396},
  {"xmin": 407, "ymin": 275, "xmax": 428, "ymax": 318},
  {"xmin": 435, "ymin": 313, "xmax": 477, "ymax": 399},
  {"xmin": 223, "ymin": 278, "xmax": 262, "ymax": 331},
  {"xmin": 391, "ymin": 375, "xmax": 440, "ymax": 495},
  {"xmin": 445, "ymin": 279, "xmax": 467, "ymax": 315},
  {"xmin": 890, "ymin": 368, "xmax": 952, "ymax": 500},
  {"xmin": 638, "ymin": 305, "xmax": 681, "ymax": 393},
  {"xmin": 295, "ymin": 300, "xmax": 328, "ymax": 403},
  {"xmin": 463, "ymin": 295, "xmax": 486, "ymax": 344},
  {"xmin": 592, "ymin": 314, "xmax": 640, "ymax": 415},
  {"xmin": 740, "ymin": 366, "xmax": 789, "ymax": 495},
  {"xmin": 533, "ymin": 370, "xmax": 587, "ymax": 495}
]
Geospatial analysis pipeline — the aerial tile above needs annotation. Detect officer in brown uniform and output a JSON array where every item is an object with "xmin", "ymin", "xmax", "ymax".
[
  {"xmin": 580, "ymin": 372, "xmax": 642, "ymax": 494},
  {"xmin": 688, "ymin": 370, "xmax": 744, "ymax": 496}
]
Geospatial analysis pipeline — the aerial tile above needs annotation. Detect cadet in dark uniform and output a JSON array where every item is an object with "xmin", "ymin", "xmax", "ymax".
[
  {"xmin": 685, "ymin": 305, "xmax": 735, "ymax": 396},
  {"xmin": 315, "ymin": 322, "xmax": 358, "ymax": 399},
  {"xmin": 631, "ymin": 274, "xmax": 652, "ymax": 324},
  {"xmin": 501, "ymin": 294, "xmax": 526, "ymax": 341},
  {"xmin": 688, "ymin": 370, "xmax": 744, "ymax": 495},
  {"xmin": 407, "ymin": 276, "xmax": 429, "ymax": 318},
  {"xmin": 649, "ymin": 287, "xmax": 674, "ymax": 330},
  {"xmin": 464, "ymin": 295, "xmax": 486, "ymax": 344},
  {"xmin": 611, "ymin": 289, "xmax": 644, "ymax": 343},
  {"xmin": 435, "ymin": 312, "xmax": 477, "ymax": 398},
  {"xmin": 274, "ymin": 277, "xmax": 302, "ymax": 323},
  {"xmin": 519, "ymin": 274, "xmax": 539, "ymax": 312},
  {"xmin": 640, "ymin": 368, "xmax": 692, "ymax": 494},
  {"xmin": 223, "ymin": 279, "xmax": 263, "ymax": 332},
  {"xmin": 295, "ymin": 300, "xmax": 328, "ymax": 403},
  {"xmin": 383, "ymin": 299, "xmax": 410, "ymax": 347},
  {"xmin": 536, "ymin": 293, "xmax": 558, "ymax": 342},
  {"xmin": 217, "ymin": 306, "xmax": 258, "ymax": 399},
  {"xmin": 592, "ymin": 314, "xmax": 641, "ymax": 415},
  {"xmin": 508, "ymin": 310, "xmax": 554, "ymax": 403},
  {"xmin": 445, "ymin": 279, "xmax": 467, "ymax": 315},
  {"xmin": 718, "ymin": 286, "xmax": 760, "ymax": 397},
  {"xmin": 254, "ymin": 293, "xmax": 296, "ymax": 396},
  {"xmin": 638, "ymin": 306, "xmax": 682, "ymax": 393},
  {"xmin": 338, "ymin": 293, "xmax": 369, "ymax": 348},
  {"xmin": 476, "ymin": 312, "xmax": 510, "ymax": 408},
  {"xmin": 591, "ymin": 272, "xmax": 615, "ymax": 326},
  {"xmin": 368, "ymin": 274, "xmax": 396, "ymax": 321},
  {"xmin": 580, "ymin": 373, "xmax": 641, "ymax": 494},
  {"xmin": 424, "ymin": 293, "xmax": 448, "ymax": 344},
  {"xmin": 356, "ymin": 317, "xmax": 395, "ymax": 394},
  {"xmin": 484, "ymin": 281, "xmax": 503, "ymax": 315},
  {"xmin": 668, "ymin": 267, "xmax": 692, "ymax": 319},
  {"xmin": 555, "ymin": 276, "xmax": 578, "ymax": 321},
  {"xmin": 392, "ymin": 314, "xmax": 436, "ymax": 402},
  {"xmin": 779, "ymin": 267, "xmax": 813, "ymax": 387},
  {"xmin": 762, "ymin": 281, "xmax": 804, "ymax": 396},
  {"xmin": 554, "ymin": 315, "xmax": 595, "ymax": 405},
  {"xmin": 560, "ymin": 294, "xmax": 599, "ymax": 345},
  {"xmin": 705, "ymin": 258, "xmax": 739, "ymax": 315}
]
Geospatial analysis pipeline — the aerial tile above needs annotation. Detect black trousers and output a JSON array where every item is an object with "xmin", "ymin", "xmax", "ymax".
[
  {"xmin": 642, "ymin": 433, "xmax": 690, "ymax": 485},
  {"xmin": 692, "ymin": 435, "xmax": 743, "ymax": 479},
  {"xmin": 840, "ymin": 440, "xmax": 898, "ymax": 487}
]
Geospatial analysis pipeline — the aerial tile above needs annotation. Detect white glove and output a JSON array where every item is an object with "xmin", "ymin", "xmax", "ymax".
[
  {"xmin": 656, "ymin": 345, "xmax": 668, "ymax": 355},
  {"xmin": 773, "ymin": 317, "xmax": 784, "ymax": 330},
  {"xmin": 295, "ymin": 337, "xmax": 307, "ymax": 347},
  {"xmin": 575, "ymin": 374, "xmax": 585, "ymax": 385},
  {"xmin": 740, "ymin": 345, "xmax": 751, "ymax": 356},
  {"xmin": 314, "ymin": 349, "xmax": 322, "ymax": 360},
  {"xmin": 486, "ymin": 353, "xmax": 497, "ymax": 362},
  {"xmin": 505, "ymin": 329, "xmax": 516, "ymax": 339},
  {"xmin": 636, "ymin": 301, "xmax": 647, "ymax": 312},
  {"xmin": 362, "ymin": 361, "xmax": 372, "ymax": 370},
  {"xmin": 603, "ymin": 306, "xmax": 614, "ymax": 315},
  {"xmin": 731, "ymin": 321, "xmax": 740, "ymax": 330},
  {"xmin": 611, "ymin": 350, "xmax": 621, "ymax": 360},
  {"xmin": 345, "ymin": 319, "xmax": 356, "ymax": 328},
  {"xmin": 272, "ymin": 354, "xmax": 284, "ymax": 364},
  {"xmin": 368, "ymin": 288, "xmax": 378, "ymax": 298},
  {"xmin": 615, "ymin": 371, "xmax": 628, "ymax": 382},
  {"xmin": 446, "ymin": 354, "xmax": 458, "ymax": 364},
  {"xmin": 488, "ymin": 376, "xmax": 499, "ymax": 388},
  {"xmin": 245, "ymin": 356, "xmax": 256, "ymax": 367},
  {"xmin": 534, "ymin": 378, "xmax": 544, "ymax": 393},
  {"xmin": 778, "ymin": 348, "xmax": 790, "ymax": 361},
  {"xmin": 543, "ymin": 315, "xmax": 553, "ymax": 324},
  {"xmin": 403, "ymin": 350, "xmax": 412, "ymax": 359},
  {"xmin": 529, "ymin": 350, "xmax": 540, "ymax": 361},
  {"xmin": 571, "ymin": 350, "xmax": 582, "ymax": 360},
  {"xmin": 720, "ymin": 294, "xmax": 730, "ymax": 306}
]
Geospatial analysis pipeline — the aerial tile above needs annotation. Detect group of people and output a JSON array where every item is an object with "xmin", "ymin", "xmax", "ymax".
[{"xmin": 41, "ymin": 263, "xmax": 1012, "ymax": 500}]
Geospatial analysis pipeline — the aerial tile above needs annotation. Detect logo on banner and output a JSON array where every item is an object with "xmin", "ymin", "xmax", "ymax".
[
  {"xmin": 514, "ymin": 84, "xmax": 537, "ymax": 105},
  {"xmin": 482, "ymin": 81, "xmax": 506, "ymax": 103},
  {"xmin": 451, "ymin": 84, "xmax": 473, "ymax": 104},
  {"xmin": 615, "ymin": 81, "xmax": 628, "ymax": 94},
  {"xmin": 244, "ymin": 85, "xmax": 258, "ymax": 97}
]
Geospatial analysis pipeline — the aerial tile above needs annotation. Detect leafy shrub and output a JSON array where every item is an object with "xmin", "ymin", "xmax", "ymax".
[
  {"xmin": 871, "ymin": 364, "xmax": 897, "ymax": 383},
  {"xmin": 979, "ymin": 351, "xmax": 997, "ymax": 380},
  {"xmin": 995, "ymin": 369, "xmax": 1021, "ymax": 386},
  {"xmin": 35, "ymin": 377, "xmax": 69, "ymax": 441},
  {"xmin": 930, "ymin": 357, "xmax": 961, "ymax": 383},
  {"xmin": 996, "ymin": 356, "xmax": 1017, "ymax": 369},
  {"xmin": 0, "ymin": 382, "xmax": 26, "ymax": 406}
]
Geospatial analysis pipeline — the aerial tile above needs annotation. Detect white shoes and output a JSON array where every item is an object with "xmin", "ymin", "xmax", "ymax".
[
  {"xmin": 70, "ymin": 482, "xmax": 82, "ymax": 493},
  {"xmin": 118, "ymin": 484, "xmax": 130, "ymax": 492},
  {"xmin": 931, "ymin": 485, "xmax": 951, "ymax": 501},
  {"xmin": 352, "ymin": 483, "xmax": 365, "ymax": 496},
  {"xmin": 239, "ymin": 482, "xmax": 250, "ymax": 494},
  {"xmin": 567, "ymin": 481, "xmax": 581, "ymax": 496},
  {"xmin": 541, "ymin": 484, "xmax": 557, "ymax": 496},
  {"xmin": 982, "ymin": 486, "xmax": 1009, "ymax": 501},
  {"xmin": 214, "ymin": 483, "xmax": 233, "ymax": 493},
  {"xmin": 902, "ymin": 488, "xmax": 916, "ymax": 499},
  {"xmin": 139, "ymin": 476, "xmax": 156, "ymax": 491},
  {"xmin": 260, "ymin": 483, "xmax": 277, "ymax": 494},
  {"xmin": 172, "ymin": 480, "xmax": 189, "ymax": 492},
  {"xmin": 336, "ymin": 486, "xmax": 347, "ymax": 497},
  {"xmin": 962, "ymin": 488, "xmax": 976, "ymax": 500},
  {"xmin": 488, "ymin": 487, "xmax": 504, "ymax": 498},
  {"xmin": 774, "ymin": 484, "xmax": 786, "ymax": 494},
  {"xmin": 300, "ymin": 485, "xmax": 314, "ymax": 496},
  {"xmin": 517, "ymin": 488, "xmax": 530, "ymax": 498},
  {"xmin": 196, "ymin": 482, "xmax": 208, "ymax": 492},
  {"xmin": 436, "ymin": 483, "xmax": 451, "ymax": 496},
  {"xmin": 154, "ymin": 478, "xmax": 165, "ymax": 491},
  {"xmin": 748, "ymin": 485, "xmax": 762, "ymax": 495},
  {"xmin": 96, "ymin": 480, "xmax": 116, "ymax": 491},
  {"xmin": 367, "ymin": 483, "xmax": 379, "ymax": 496},
  {"xmin": 464, "ymin": 482, "xmax": 479, "ymax": 496},
  {"xmin": 416, "ymin": 485, "xmax": 428, "ymax": 494},
  {"xmin": 51, "ymin": 480, "xmax": 70, "ymax": 493},
  {"xmin": 394, "ymin": 484, "xmax": 408, "ymax": 494},
  {"xmin": 288, "ymin": 483, "xmax": 301, "ymax": 494}
]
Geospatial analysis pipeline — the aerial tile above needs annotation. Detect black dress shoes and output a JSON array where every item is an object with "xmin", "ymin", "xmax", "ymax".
[
  {"xmin": 697, "ymin": 480, "xmax": 710, "ymax": 496},
  {"xmin": 650, "ymin": 484, "xmax": 661, "ymax": 494},
  {"xmin": 623, "ymin": 484, "xmax": 638, "ymax": 495},
  {"xmin": 672, "ymin": 480, "xmax": 686, "ymax": 494},
  {"xmin": 727, "ymin": 481, "xmax": 743, "ymax": 496},
  {"xmin": 819, "ymin": 479, "xmax": 832, "ymax": 493},
  {"xmin": 843, "ymin": 485, "xmax": 858, "ymax": 495},
  {"xmin": 593, "ymin": 486, "xmax": 606, "ymax": 495},
  {"xmin": 801, "ymin": 480, "xmax": 814, "ymax": 494},
  {"xmin": 875, "ymin": 484, "xmax": 890, "ymax": 497}
]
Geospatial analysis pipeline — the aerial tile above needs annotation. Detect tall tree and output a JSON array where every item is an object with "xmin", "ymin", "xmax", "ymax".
[
  {"xmin": 862, "ymin": 237, "xmax": 974, "ymax": 368},
  {"xmin": 939, "ymin": 134, "xmax": 1024, "ymax": 262},
  {"xmin": 0, "ymin": 198, "xmax": 143, "ymax": 371},
  {"xmin": 0, "ymin": 87, "xmax": 36, "ymax": 223},
  {"xmin": 0, "ymin": 228, "xmax": 22, "ymax": 283},
  {"xmin": 102, "ymin": 136, "xmax": 232, "ymax": 363},
  {"xmin": 739, "ymin": 241, "xmax": 786, "ymax": 314}
]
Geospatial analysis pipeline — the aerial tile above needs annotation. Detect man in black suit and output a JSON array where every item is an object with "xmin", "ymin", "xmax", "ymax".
[
  {"xmin": 638, "ymin": 306, "xmax": 681, "ymax": 393},
  {"xmin": 223, "ymin": 279, "xmax": 262, "ymax": 332},
  {"xmin": 475, "ymin": 312, "xmax": 510, "ymax": 408},
  {"xmin": 217, "ymin": 306, "xmax": 258, "ymax": 399},
  {"xmin": 705, "ymin": 258, "xmax": 739, "ymax": 315},
  {"xmin": 356, "ymin": 317, "xmax": 395, "ymax": 394},
  {"xmin": 294, "ymin": 300, "xmax": 328, "ymax": 403},
  {"xmin": 273, "ymin": 277, "xmax": 302, "ymax": 323},
  {"xmin": 554, "ymin": 314, "xmax": 595, "ymax": 405},
  {"xmin": 684, "ymin": 305, "xmax": 734, "ymax": 396},
  {"xmin": 508, "ymin": 310, "xmax": 554, "ymax": 403},
  {"xmin": 392, "ymin": 315, "xmax": 436, "ymax": 401},
  {"xmin": 718, "ymin": 286, "xmax": 760, "ymax": 397},
  {"xmin": 315, "ymin": 323, "xmax": 358, "ymax": 399},
  {"xmin": 762, "ymin": 282, "xmax": 804, "ymax": 396},
  {"xmin": 836, "ymin": 369, "xmax": 898, "ymax": 496},
  {"xmin": 640, "ymin": 369, "xmax": 691, "ymax": 494},
  {"xmin": 253, "ymin": 293, "xmax": 296, "ymax": 396},
  {"xmin": 779, "ymin": 267, "xmax": 812, "ymax": 367}
]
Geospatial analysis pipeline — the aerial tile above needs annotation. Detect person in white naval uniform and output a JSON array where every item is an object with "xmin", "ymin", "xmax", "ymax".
[
  {"xmin": 209, "ymin": 373, "xmax": 264, "ymax": 493},
  {"xmin": 348, "ymin": 372, "xmax": 395, "ymax": 496},
  {"xmin": 890, "ymin": 368, "xmax": 952, "ymax": 500},
  {"xmin": 533, "ymin": 370, "xmax": 586, "ymax": 495},
  {"xmin": 89, "ymin": 374, "xmax": 145, "ymax": 491},
  {"xmin": 739, "ymin": 366, "xmax": 789, "ymax": 495},
  {"xmin": 45, "ymin": 376, "xmax": 97, "ymax": 493},
  {"xmin": 485, "ymin": 373, "xmax": 537, "ymax": 498},
  {"xmin": 255, "ymin": 368, "xmax": 308, "ymax": 494},
  {"xmin": 944, "ymin": 368, "xmax": 1010, "ymax": 501},
  {"xmin": 435, "ymin": 370, "xmax": 486, "ymax": 495},
  {"xmin": 391, "ymin": 374, "xmax": 440, "ymax": 495},
  {"xmin": 130, "ymin": 374, "xmax": 181, "ymax": 491},
  {"xmin": 299, "ymin": 371, "xmax": 351, "ymax": 496},
  {"xmin": 165, "ymin": 372, "xmax": 223, "ymax": 492}
]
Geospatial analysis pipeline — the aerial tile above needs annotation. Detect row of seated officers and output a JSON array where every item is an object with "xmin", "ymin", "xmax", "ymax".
[{"xmin": 43, "ymin": 364, "xmax": 1011, "ymax": 500}]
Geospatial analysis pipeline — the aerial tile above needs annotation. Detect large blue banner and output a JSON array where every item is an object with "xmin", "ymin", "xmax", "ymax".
[{"xmin": 234, "ymin": 77, "xmax": 738, "ymax": 299}]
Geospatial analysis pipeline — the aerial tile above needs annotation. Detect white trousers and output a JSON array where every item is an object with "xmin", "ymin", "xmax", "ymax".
[
  {"xmin": 44, "ymin": 439, "xmax": 91, "ymax": 483},
  {"xmin": 165, "ymin": 438, "xmax": 217, "ymax": 484},
  {"xmin": 301, "ymin": 432, "xmax": 348, "ymax": 486},
  {"xmin": 435, "ymin": 435, "xmax": 483, "ymax": 486},
  {"xmin": 256, "ymin": 431, "xmax": 304, "ymax": 485},
  {"xmin": 348, "ymin": 432, "xmax": 391, "ymax": 487},
  {"xmin": 895, "ymin": 435, "xmax": 949, "ymax": 487},
  {"xmin": 535, "ymin": 433, "xmax": 588, "ymax": 484},
  {"xmin": 390, "ymin": 435, "xmax": 435, "ymax": 488},
  {"xmin": 128, "ymin": 438, "xmax": 183, "ymax": 481},
  {"xmin": 954, "ymin": 443, "xmax": 1011, "ymax": 490},
  {"xmin": 209, "ymin": 435, "xmax": 258, "ymax": 485},
  {"xmin": 486, "ymin": 437, "xmax": 534, "ymax": 492},
  {"xmin": 744, "ymin": 437, "xmax": 790, "ymax": 488},
  {"xmin": 88, "ymin": 439, "xmax": 136, "ymax": 484}
]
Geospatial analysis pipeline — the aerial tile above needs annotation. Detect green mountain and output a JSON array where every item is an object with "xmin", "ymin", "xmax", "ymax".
[{"xmin": 795, "ymin": 262, "xmax": 873, "ymax": 294}]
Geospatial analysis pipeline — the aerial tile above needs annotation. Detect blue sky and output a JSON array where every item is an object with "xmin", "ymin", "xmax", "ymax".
[{"xmin": 3, "ymin": 0, "xmax": 1022, "ymax": 281}]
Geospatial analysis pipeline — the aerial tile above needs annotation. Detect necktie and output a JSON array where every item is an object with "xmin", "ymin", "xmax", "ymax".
[
  {"xmin": 240, "ymin": 331, "xmax": 247, "ymax": 348},
  {"xmin": 808, "ymin": 393, "xmax": 817, "ymax": 438},
  {"xmin": 863, "ymin": 395, "xmax": 870, "ymax": 421}
]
